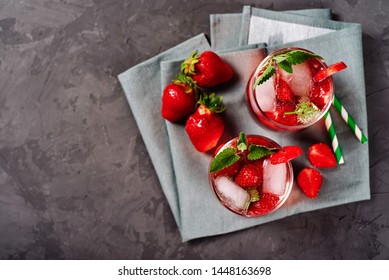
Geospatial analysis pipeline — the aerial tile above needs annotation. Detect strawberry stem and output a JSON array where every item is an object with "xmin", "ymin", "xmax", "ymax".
[
  {"xmin": 181, "ymin": 50, "xmax": 200, "ymax": 76},
  {"xmin": 197, "ymin": 93, "xmax": 225, "ymax": 113}
]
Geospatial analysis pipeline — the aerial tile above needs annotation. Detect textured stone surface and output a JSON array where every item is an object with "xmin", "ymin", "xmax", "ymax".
[{"xmin": 0, "ymin": 0, "xmax": 388, "ymax": 259}]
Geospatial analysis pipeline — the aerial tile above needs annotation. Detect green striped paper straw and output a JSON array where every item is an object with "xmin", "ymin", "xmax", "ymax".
[
  {"xmin": 324, "ymin": 111, "xmax": 345, "ymax": 164},
  {"xmin": 333, "ymin": 95, "xmax": 368, "ymax": 144}
]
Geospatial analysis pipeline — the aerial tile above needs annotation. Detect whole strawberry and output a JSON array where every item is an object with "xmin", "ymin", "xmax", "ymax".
[
  {"xmin": 181, "ymin": 50, "xmax": 234, "ymax": 88},
  {"xmin": 161, "ymin": 74, "xmax": 197, "ymax": 123},
  {"xmin": 185, "ymin": 93, "xmax": 225, "ymax": 152},
  {"xmin": 235, "ymin": 163, "xmax": 263, "ymax": 189}
]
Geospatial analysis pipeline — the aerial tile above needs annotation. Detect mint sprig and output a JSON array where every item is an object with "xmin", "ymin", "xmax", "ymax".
[
  {"xmin": 210, "ymin": 132, "xmax": 278, "ymax": 173},
  {"xmin": 253, "ymin": 49, "xmax": 323, "ymax": 89},
  {"xmin": 284, "ymin": 99, "xmax": 320, "ymax": 124},
  {"xmin": 247, "ymin": 144, "xmax": 277, "ymax": 160},
  {"xmin": 209, "ymin": 148, "xmax": 240, "ymax": 173}
]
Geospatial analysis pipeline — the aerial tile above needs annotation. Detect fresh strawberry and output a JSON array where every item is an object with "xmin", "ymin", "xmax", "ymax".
[
  {"xmin": 247, "ymin": 193, "xmax": 279, "ymax": 215},
  {"xmin": 185, "ymin": 93, "xmax": 225, "ymax": 152},
  {"xmin": 270, "ymin": 146, "xmax": 303, "ymax": 164},
  {"xmin": 161, "ymin": 74, "xmax": 197, "ymax": 122},
  {"xmin": 215, "ymin": 160, "xmax": 241, "ymax": 178},
  {"xmin": 309, "ymin": 78, "xmax": 332, "ymax": 109},
  {"xmin": 234, "ymin": 163, "xmax": 262, "ymax": 189},
  {"xmin": 276, "ymin": 76, "xmax": 295, "ymax": 103},
  {"xmin": 308, "ymin": 143, "xmax": 337, "ymax": 168},
  {"xmin": 181, "ymin": 50, "xmax": 233, "ymax": 88},
  {"xmin": 297, "ymin": 167, "xmax": 323, "ymax": 198},
  {"xmin": 313, "ymin": 61, "xmax": 347, "ymax": 83}
]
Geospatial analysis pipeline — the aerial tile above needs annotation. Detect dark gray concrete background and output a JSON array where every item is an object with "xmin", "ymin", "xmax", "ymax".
[{"xmin": 0, "ymin": 0, "xmax": 388, "ymax": 260}]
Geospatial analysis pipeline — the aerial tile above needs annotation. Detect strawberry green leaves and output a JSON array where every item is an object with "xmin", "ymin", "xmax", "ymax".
[
  {"xmin": 253, "ymin": 49, "xmax": 323, "ymax": 88},
  {"xmin": 210, "ymin": 132, "xmax": 277, "ymax": 173}
]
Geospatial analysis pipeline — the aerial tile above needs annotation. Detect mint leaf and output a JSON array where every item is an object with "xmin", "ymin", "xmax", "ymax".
[
  {"xmin": 237, "ymin": 132, "xmax": 248, "ymax": 152},
  {"xmin": 285, "ymin": 50, "xmax": 322, "ymax": 65},
  {"xmin": 277, "ymin": 59, "xmax": 293, "ymax": 73},
  {"xmin": 210, "ymin": 147, "xmax": 240, "ymax": 173},
  {"xmin": 247, "ymin": 144, "xmax": 277, "ymax": 160},
  {"xmin": 253, "ymin": 64, "xmax": 275, "ymax": 88}
]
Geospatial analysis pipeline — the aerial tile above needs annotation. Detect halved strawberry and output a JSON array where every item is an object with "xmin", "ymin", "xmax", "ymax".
[
  {"xmin": 270, "ymin": 146, "xmax": 303, "ymax": 164},
  {"xmin": 234, "ymin": 163, "xmax": 262, "ymax": 189},
  {"xmin": 308, "ymin": 143, "xmax": 337, "ymax": 168},
  {"xmin": 276, "ymin": 76, "xmax": 295, "ymax": 103},
  {"xmin": 313, "ymin": 61, "xmax": 347, "ymax": 83},
  {"xmin": 247, "ymin": 193, "xmax": 279, "ymax": 215},
  {"xmin": 309, "ymin": 78, "xmax": 332, "ymax": 110},
  {"xmin": 297, "ymin": 167, "xmax": 323, "ymax": 198}
]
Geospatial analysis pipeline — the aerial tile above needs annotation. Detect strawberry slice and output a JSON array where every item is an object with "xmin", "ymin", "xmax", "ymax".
[
  {"xmin": 309, "ymin": 78, "xmax": 332, "ymax": 109},
  {"xmin": 313, "ymin": 61, "xmax": 347, "ymax": 83},
  {"xmin": 308, "ymin": 143, "xmax": 337, "ymax": 168},
  {"xmin": 297, "ymin": 167, "xmax": 323, "ymax": 198},
  {"xmin": 270, "ymin": 146, "xmax": 303, "ymax": 164},
  {"xmin": 247, "ymin": 193, "xmax": 280, "ymax": 215},
  {"xmin": 234, "ymin": 163, "xmax": 262, "ymax": 189},
  {"xmin": 276, "ymin": 76, "xmax": 295, "ymax": 103}
]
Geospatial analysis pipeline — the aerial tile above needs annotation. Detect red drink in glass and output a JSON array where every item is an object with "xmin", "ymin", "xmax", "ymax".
[
  {"xmin": 209, "ymin": 134, "xmax": 293, "ymax": 217},
  {"xmin": 247, "ymin": 48, "xmax": 334, "ymax": 131}
]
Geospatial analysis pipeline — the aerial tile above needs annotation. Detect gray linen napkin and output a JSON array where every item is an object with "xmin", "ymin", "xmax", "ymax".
[{"xmin": 210, "ymin": 8, "xmax": 332, "ymax": 50}]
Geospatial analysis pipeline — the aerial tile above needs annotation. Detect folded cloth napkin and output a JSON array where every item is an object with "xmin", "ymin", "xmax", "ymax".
[
  {"xmin": 119, "ymin": 6, "xmax": 370, "ymax": 242},
  {"xmin": 210, "ymin": 8, "xmax": 332, "ymax": 50}
]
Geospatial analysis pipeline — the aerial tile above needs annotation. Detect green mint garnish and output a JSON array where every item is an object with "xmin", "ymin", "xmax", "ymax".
[
  {"xmin": 210, "ymin": 132, "xmax": 278, "ymax": 173},
  {"xmin": 284, "ymin": 100, "xmax": 320, "ymax": 124},
  {"xmin": 253, "ymin": 49, "xmax": 323, "ymax": 89},
  {"xmin": 253, "ymin": 64, "xmax": 275, "ymax": 88},
  {"xmin": 247, "ymin": 144, "xmax": 277, "ymax": 160},
  {"xmin": 209, "ymin": 147, "xmax": 240, "ymax": 173},
  {"xmin": 237, "ymin": 132, "xmax": 248, "ymax": 152}
]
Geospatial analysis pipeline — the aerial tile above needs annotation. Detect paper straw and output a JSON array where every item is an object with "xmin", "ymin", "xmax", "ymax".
[
  {"xmin": 332, "ymin": 95, "xmax": 368, "ymax": 144},
  {"xmin": 324, "ymin": 111, "xmax": 345, "ymax": 164}
]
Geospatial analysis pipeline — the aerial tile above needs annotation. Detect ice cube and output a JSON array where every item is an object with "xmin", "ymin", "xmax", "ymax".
[
  {"xmin": 279, "ymin": 62, "xmax": 313, "ymax": 98},
  {"xmin": 214, "ymin": 176, "xmax": 251, "ymax": 212},
  {"xmin": 255, "ymin": 76, "xmax": 276, "ymax": 112},
  {"xmin": 262, "ymin": 160, "xmax": 287, "ymax": 196}
]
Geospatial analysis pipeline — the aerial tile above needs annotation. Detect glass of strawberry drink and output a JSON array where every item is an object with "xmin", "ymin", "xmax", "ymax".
[
  {"xmin": 247, "ymin": 48, "xmax": 335, "ymax": 131},
  {"xmin": 209, "ymin": 133, "xmax": 296, "ymax": 217}
]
